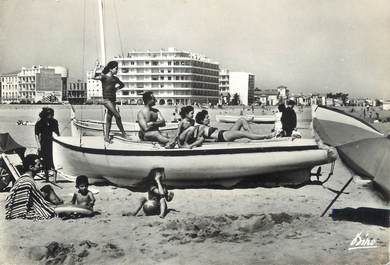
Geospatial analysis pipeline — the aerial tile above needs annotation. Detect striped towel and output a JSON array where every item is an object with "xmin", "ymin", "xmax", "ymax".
[{"xmin": 5, "ymin": 174, "xmax": 56, "ymax": 220}]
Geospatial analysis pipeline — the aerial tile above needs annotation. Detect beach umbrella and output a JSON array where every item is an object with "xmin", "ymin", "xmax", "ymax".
[
  {"xmin": 0, "ymin": 133, "xmax": 26, "ymax": 158},
  {"xmin": 312, "ymin": 105, "xmax": 389, "ymax": 204}
]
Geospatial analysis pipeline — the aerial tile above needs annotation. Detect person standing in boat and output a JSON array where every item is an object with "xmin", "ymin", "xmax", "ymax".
[
  {"xmin": 93, "ymin": 61, "xmax": 129, "ymax": 142},
  {"xmin": 35, "ymin": 107, "xmax": 59, "ymax": 182},
  {"xmin": 137, "ymin": 92, "xmax": 175, "ymax": 147},
  {"xmin": 281, "ymin": 100, "xmax": 297, "ymax": 137}
]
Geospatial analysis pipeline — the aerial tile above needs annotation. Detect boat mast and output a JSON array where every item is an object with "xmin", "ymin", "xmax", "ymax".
[{"xmin": 97, "ymin": 0, "xmax": 106, "ymax": 65}]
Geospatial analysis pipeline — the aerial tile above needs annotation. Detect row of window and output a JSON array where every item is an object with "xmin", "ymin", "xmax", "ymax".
[
  {"xmin": 121, "ymin": 60, "xmax": 219, "ymax": 70},
  {"xmin": 119, "ymin": 90, "xmax": 218, "ymax": 97}
]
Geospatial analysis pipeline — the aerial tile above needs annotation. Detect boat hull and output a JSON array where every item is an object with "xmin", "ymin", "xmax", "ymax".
[{"xmin": 53, "ymin": 136, "xmax": 335, "ymax": 188}]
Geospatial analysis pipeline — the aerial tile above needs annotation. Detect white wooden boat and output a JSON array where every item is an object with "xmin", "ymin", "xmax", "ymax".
[
  {"xmin": 216, "ymin": 115, "xmax": 276, "ymax": 124},
  {"xmin": 53, "ymin": 136, "xmax": 336, "ymax": 188}
]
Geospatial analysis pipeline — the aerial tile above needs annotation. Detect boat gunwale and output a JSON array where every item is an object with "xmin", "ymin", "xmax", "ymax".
[
  {"xmin": 314, "ymin": 105, "xmax": 383, "ymax": 135},
  {"xmin": 53, "ymin": 137, "xmax": 320, "ymax": 156}
]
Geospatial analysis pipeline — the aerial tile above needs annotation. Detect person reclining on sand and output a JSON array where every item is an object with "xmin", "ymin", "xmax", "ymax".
[
  {"xmin": 181, "ymin": 110, "xmax": 273, "ymax": 148},
  {"xmin": 125, "ymin": 169, "xmax": 173, "ymax": 218},
  {"xmin": 5, "ymin": 154, "xmax": 56, "ymax": 220},
  {"xmin": 137, "ymin": 92, "xmax": 175, "ymax": 148}
]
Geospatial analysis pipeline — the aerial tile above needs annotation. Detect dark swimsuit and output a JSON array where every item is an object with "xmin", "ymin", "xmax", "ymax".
[{"xmin": 206, "ymin": 127, "xmax": 227, "ymax": 142}]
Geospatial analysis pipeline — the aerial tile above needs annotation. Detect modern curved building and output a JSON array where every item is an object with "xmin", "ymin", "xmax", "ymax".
[{"xmin": 111, "ymin": 48, "xmax": 220, "ymax": 105}]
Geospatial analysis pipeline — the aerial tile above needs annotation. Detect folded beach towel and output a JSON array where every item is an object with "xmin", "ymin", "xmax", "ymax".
[{"xmin": 5, "ymin": 175, "xmax": 56, "ymax": 220}]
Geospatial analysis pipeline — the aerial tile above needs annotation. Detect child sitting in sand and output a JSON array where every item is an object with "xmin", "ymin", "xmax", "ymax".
[
  {"xmin": 71, "ymin": 175, "xmax": 96, "ymax": 210},
  {"xmin": 173, "ymin": 106, "xmax": 196, "ymax": 148},
  {"xmin": 130, "ymin": 169, "xmax": 174, "ymax": 218}
]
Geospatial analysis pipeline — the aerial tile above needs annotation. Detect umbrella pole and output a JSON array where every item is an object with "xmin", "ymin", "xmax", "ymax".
[{"xmin": 321, "ymin": 176, "xmax": 353, "ymax": 217}]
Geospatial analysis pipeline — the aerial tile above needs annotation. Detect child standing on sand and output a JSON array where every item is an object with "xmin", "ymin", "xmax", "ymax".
[{"xmin": 71, "ymin": 175, "xmax": 96, "ymax": 210}]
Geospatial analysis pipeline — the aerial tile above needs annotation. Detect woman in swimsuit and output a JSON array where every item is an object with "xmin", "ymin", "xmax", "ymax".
[
  {"xmin": 93, "ymin": 61, "xmax": 129, "ymax": 142},
  {"xmin": 186, "ymin": 110, "xmax": 272, "ymax": 148},
  {"xmin": 173, "ymin": 106, "xmax": 196, "ymax": 147}
]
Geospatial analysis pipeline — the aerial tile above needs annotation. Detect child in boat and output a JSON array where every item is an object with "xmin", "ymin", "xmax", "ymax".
[
  {"xmin": 71, "ymin": 175, "xmax": 96, "ymax": 211},
  {"xmin": 130, "ymin": 169, "xmax": 174, "ymax": 218},
  {"xmin": 173, "ymin": 106, "xmax": 196, "ymax": 148}
]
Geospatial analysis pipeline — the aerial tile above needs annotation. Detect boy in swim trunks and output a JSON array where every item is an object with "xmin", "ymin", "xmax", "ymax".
[{"xmin": 71, "ymin": 175, "xmax": 96, "ymax": 211}]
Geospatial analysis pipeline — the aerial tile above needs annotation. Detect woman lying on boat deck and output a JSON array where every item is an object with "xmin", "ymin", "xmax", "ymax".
[
  {"xmin": 173, "ymin": 106, "xmax": 196, "ymax": 147},
  {"xmin": 181, "ymin": 110, "xmax": 273, "ymax": 148},
  {"xmin": 93, "ymin": 61, "xmax": 129, "ymax": 143}
]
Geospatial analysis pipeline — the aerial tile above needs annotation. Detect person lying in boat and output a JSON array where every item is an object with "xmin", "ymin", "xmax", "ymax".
[
  {"xmin": 137, "ymin": 92, "xmax": 175, "ymax": 147},
  {"xmin": 93, "ymin": 60, "xmax": 129, "ymax": 143},
  {"xmin": 173, "ymin": 106, "xmax": 196, "ymax": 148},
  {"xmin": 71, "ymin": 175, "xmax": 96, "ymax": 211},
  {"xmin": 182, "ymin": 110, "xmax": 272, "ymax": 148},
  {"xmin": 129, "ymin": 169, "xmax": 174, "ymax": 218}
]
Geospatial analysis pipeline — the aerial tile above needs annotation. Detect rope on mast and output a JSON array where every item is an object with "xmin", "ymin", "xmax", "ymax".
[{"xmin": 113, "ymin": 0, "xmax": 124, "ymax": 57}]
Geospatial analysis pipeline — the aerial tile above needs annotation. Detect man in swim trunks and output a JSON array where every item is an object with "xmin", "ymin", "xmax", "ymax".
[
  {"xmin": 185, "ymin": 110, "xmax": 272, "ymax": 147},
  {"xmin": 137, "ymin": 92, "xmax": 174, "ymax": 146}
]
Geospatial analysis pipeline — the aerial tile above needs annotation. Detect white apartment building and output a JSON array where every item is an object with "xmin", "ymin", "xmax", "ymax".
[
  {"xmin": 228, "ymin": 72, "xmax": 255, "ymax": 105},
  {"xmin": 219, "ymin": 69, "xmax": 230, "ymax": 104},
  {"xmin": 0, "ymin": 71, "xmax": 19, "ymax": 103},
  {"xmin": 86, "ymin": 70, "xmax": 102, "ymax": 100},
  {"xmin": 1, "ymin": 66, "xmax": 67, "ymax": 103},
  {"xmin": 107, "ymin": 48, "xmax": 219, "ymax": 105}
]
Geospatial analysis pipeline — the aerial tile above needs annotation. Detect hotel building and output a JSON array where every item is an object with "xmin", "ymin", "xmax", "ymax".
[
  {"xmin": 89, "ymin": 48, "xmax": 220, "ymax": 105},
  {"xmin": 219, "ymin": 69, "xmax": 230, "ymax": 104},
  {"xmin": 68, "ymin": 80, "xmax": 87, "ymax": 104},
  {"xmin": 0, "ymin": 71, "xmax": 19, "ymax": 103}
]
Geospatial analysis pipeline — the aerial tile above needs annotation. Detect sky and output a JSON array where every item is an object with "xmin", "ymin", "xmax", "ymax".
[{"xmin": 0, "ymin": 0, "xmax": 389, "ymax": 98}]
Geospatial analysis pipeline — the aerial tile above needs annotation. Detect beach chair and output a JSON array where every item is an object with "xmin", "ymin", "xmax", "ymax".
[{"xmin": 0, "ymin": 153, "xmax": 22, "ymax": 191}]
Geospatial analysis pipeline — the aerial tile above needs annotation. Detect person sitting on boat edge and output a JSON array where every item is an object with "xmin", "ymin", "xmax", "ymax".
[
  {"xmin": 127, "ymin": 169, "xmax": 174, "ymax": 219},
  {"xmin": 182, "ymin": 110, "xmax": 273, "ymax": 148},
  {"xmin": 137, "ymin": 92, "xmax": 175, "ymax": 148},
  {"xmin": 93, "ymin": 60, "xmax": 129, "ymax": 143},
  {"xmin": 172, "ymin": 106, "xmax": 196, "ymax": 148}
]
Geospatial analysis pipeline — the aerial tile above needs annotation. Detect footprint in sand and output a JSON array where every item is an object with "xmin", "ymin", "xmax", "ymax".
[{"xmin": 102, "ymin": 242, "xmax": 125, "ymax": 258}]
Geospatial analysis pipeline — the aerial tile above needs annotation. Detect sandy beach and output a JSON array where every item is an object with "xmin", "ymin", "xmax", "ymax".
[{"xmin": 0, "ymin": 105, "xmax": 389, "ymax": 265}]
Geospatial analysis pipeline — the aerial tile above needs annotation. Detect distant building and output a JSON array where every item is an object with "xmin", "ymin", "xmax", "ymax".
[
  {"xmin": 0, "ymin": 71, "xmax": 19, "ymax": 103},
  {"xmin": 228, "ymin": 72, "xmax": 255, "ymax": 105},
  {"xmin": 277, "ymin": 86, "xmax": 289, "ymax": 102},
  {"xmin": 0, "ymin": 66, "xmax": 67, "ymax": 103},
  {"xmin": 219, "ymin": 69, "xmax": 230, "ymax": 104},
  {"xmin": 382, "ymin": 100, "xmax": 390, "ymax": 111},
  {"xmin": 86, "ymin": 48, "xmax": 220, "ymax": 105},
  {"xmin": 68, "ymin": 80, "xmax": 87, "ymax": 104},
  {"xmin": 310, "ymin": 93, "xmax": 327, "ymax": 106},
  {"xmin": 254, "ymin": 88, "xmax": 279, "ymax": 106},
  {"xmin": 290, "ymin": 94, "xmax": 310, "ymax": 106},
  {"xmin": 86, "ymin": 70, "xmax": 102, "ymax": 101}
]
